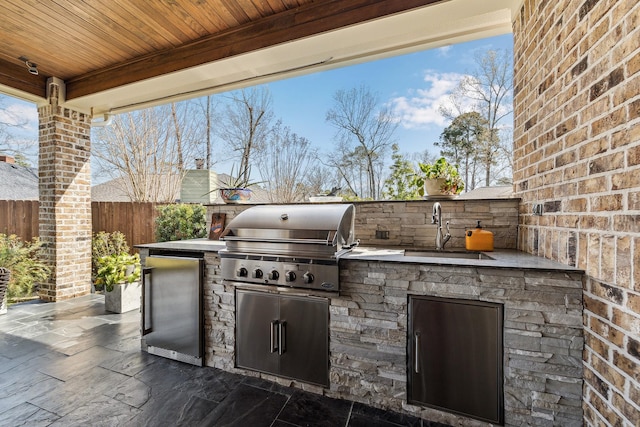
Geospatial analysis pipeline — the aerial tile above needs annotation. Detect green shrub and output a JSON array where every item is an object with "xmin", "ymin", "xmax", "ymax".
[
  {"xmin": 92, "ymin": 231, "xmax": 130, "ymax": 279},
  {"xmin": 0, "ymin": 234, "xmax": 50, "ymax": 300},
  {"xmin": 155, "ymin": 204, "xmax": 207, "ymax": 242}
]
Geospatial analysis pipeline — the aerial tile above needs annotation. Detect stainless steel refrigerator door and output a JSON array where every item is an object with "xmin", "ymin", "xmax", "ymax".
[
  {"xmin": 143, "ymin": 256, "xmax": 203, "ymax": 366},
  {"xmin": 409, "ymin": 296, "xmax": 503, "ymax": 424}
]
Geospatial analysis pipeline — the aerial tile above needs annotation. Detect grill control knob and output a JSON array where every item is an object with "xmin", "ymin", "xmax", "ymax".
[
  {"xmin": 303, "ymin": 272, "xmax": 314, "ymax": 284},
  {"xmin": 252, "ymin": 268, "xmax": 263, "ymax": 279},
  {"xmin": 268, "ymin": 270, "xmax": 279, "ymax": 280},
  {"xmin": 236, "ymin": 267, "xmax": 248, "ymax": 277},
  {"xmin": 285, "ymin": 271, "xmax": 296, "ymax": 282}
]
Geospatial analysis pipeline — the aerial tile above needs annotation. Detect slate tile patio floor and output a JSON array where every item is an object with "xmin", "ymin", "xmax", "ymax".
[{"xmin": 0, "ymin": 295, "xmax": 447, "ymax": 426}]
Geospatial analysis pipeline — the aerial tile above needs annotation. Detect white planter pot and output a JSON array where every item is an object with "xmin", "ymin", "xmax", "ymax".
[
  {"xmin": 105, "ymin": 281, "xmax": 141, "ymax": 313},
  {"xmin": 0, "ymin": 268, "xmax": 9, "ymax": 315},
  {"xmin": 423, "ymin": 178, "xmax": 448, "ymax": 196},
  {"xmin": 0, "ymin": 293, "xmax": 6, "ymax": 315}
]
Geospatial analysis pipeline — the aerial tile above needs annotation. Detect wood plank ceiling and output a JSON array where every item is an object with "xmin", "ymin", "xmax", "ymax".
[{"xmin": 0, "ymin": 0, "xmax": 443, "ymax": 102}]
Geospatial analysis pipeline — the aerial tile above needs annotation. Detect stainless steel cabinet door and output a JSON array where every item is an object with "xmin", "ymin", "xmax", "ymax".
[
  {"xmin": 235, "ymin": 290, "xmax": 329, "ymax": 387},
  {"xmin": 279, "ymin": 294, "xmax": 329, "ymax": 387},
  {"xmin": 236, "ymin": 290, "xmax": 280, "ymax": 374},
  {"xmin": 409, "ymin": 296, "xmax": 503, "ymax": 424}
]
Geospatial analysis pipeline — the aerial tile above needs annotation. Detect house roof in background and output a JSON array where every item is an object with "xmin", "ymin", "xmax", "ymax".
[
  {"xmin": 0, "ymin": 161, "xmax": 38, "ymax": 200},
  {"xmin": 91, "ymin": 175, "xmax": 182, "ymax": 202},
  {"xmin": 91, "ymin": 172, "xmax": 272, "ymax": 203}
]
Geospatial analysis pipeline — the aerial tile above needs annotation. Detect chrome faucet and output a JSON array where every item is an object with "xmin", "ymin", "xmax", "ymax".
[{"xmin": 431, "ymin": 202, "xmax": 451, "ymax": 251}]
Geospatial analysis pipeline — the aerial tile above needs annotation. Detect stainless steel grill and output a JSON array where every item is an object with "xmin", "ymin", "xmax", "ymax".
[{"xmin": 220, "ymin": 204, "xmax": 357, "ymax": 291}]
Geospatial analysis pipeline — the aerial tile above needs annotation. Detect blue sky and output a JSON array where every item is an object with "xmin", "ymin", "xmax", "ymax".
[
  {"xmin": 266, "ymin": 33, "xmax": 513, "ymax": 159},
  {"xmin": 1, "ymin": 33, "xmax": 513, "ymax": 177}
]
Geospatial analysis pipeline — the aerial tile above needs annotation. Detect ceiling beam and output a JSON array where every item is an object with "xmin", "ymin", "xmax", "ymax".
[
  {"xmin": 65, "ymin": 0, "xmax": 444, "ymax": 100},
  {"xmin": 0, "ymin": 58, "xmax": 48, "ymax": 98}
]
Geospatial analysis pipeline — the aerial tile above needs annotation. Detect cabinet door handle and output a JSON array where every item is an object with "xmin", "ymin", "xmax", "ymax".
[
  {"xmin": 278, "ymin": 321, "xmax": 286, "ymax": 355},
  {"xmin": 270, "ymin": 320, "xmax": 278, "ymax": 353},
  {"xmin": 414, "ymin": 332, "xmax": 420, "ymax": 374},
  {"xmin": 141, "ymin": 267, "xmax": 153, "ymax": 335}
]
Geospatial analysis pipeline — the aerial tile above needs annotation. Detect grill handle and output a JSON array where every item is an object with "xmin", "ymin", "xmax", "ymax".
[{"xmin": 414, "ymin": 331, "xmax": 420, "ymax": 373}]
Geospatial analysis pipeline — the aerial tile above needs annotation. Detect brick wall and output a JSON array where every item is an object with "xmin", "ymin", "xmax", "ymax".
[
  {"xmin": 513, "ymin": 0, "xmax": 640, "ymax": 425},
  {"xmin": 38, "ymin": 82, "xmax": 92, "ymax": 302}
]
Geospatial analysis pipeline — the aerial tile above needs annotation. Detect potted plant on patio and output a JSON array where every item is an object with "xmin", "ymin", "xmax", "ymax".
[
  {"xmin": 95, "ymin": 253, "xmax": 141, "ymax": 313},
  {"xmin": 91, "ymin": 231, "xmax": 130, "ymax": 291},
  {"xmin": 411, "ymin": 157, "xmax": 464, "ymax": 197}
]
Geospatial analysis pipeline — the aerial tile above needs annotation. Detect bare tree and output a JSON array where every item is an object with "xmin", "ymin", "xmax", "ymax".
[
  {"xmin": 256, "ymin": 121, "xmax": 318, "ymax": 203},
  {"xmin": 92, "ymin": 103, "xmax": 201, "ymax": 202},
  {"xmin": 218, "ymin": 87, "xmax": 274, "ymax": 183},
  {"xmin": 303, "ymin": 165, "xmax": 342, "ymax": 199},
  {"xmin": 325, "ymin": 140, "xmax": 383, "ymax": 199},
  {"xmin": 195, "ymin": 95, "xmax": 218, "ymax": 169},
  {"xmin": 0, "ymin": 95, "xmax": 36, "ymax": 165},
  {"xmin": 440, "ymin": 49, "xmax": 513, "ymax": 186},
  {"xmin": 326, "ymin": 85, "xmax": 398, "ymax": 199}
]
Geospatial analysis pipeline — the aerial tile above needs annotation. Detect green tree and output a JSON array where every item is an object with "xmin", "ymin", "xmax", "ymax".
[
  {"xmin": 436, "ymin": 112, "xmax": 489, "ymax": 191},
  {"xmin": 382, "ymin": 144, "xmax": 420, "ymax": 200}
]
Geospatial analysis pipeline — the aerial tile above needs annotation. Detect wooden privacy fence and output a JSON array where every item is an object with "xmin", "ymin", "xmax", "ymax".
[
  {"xmin": 91, "ymin": 202, "xmax": 161, "ymax": 249},
  {"xmin": 0, "ymin": 200, "xmax": 162, "ymax": 250},
  {"xmin": 0, "ymin": 200, "xmax": 39, "ymax": 241}
]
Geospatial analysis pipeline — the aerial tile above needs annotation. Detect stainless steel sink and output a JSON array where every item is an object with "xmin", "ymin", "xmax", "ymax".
[{"xmin": 403, "ymin": 250, "xmax": 494, "ymax": 260}]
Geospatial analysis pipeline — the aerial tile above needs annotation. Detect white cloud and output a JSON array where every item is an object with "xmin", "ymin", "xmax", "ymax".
[
  {"xmin": 388, "ymin": 71, "xmax": 468, "ymax": 129},
  {"xmin": 437, "ymin": 45, "xmax": 452, "ymax": 57},
  {"xmin": 0, "ymin": 100, "xmax": 38, "ymax": 133}
]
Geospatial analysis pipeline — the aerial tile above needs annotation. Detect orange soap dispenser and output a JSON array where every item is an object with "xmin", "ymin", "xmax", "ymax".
[{"xmin": 466, "ymin": 221, "xmax": 494, "ymax": 251}]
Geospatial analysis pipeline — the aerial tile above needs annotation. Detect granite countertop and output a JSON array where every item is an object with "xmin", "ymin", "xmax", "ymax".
[
  {"xmin": 342, "ymin": 247, "xmax": 584, "ymax": 273},
  {"xmin": 136, "ymin": 239, "xmax": 582, "ymax": 273},
  {"xmin": 136, "ymin": 238, "xmax": 226, "ymax": 252}
]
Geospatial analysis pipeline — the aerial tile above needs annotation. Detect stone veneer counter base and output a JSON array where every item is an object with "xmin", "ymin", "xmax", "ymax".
[{"xmin": 138, "ymin": 242, "xmax": 584, "ymax": 426}]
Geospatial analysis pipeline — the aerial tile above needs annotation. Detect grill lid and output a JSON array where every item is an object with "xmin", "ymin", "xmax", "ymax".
[{"xmin": 220, "ymin": 204, "xmax": 357, "ymax": 256}]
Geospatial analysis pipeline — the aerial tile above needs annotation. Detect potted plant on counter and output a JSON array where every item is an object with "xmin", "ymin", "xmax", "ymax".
[
  {"xmin": 95, "ymin": 253, "xmax": 141, "ymax": 313},
  {"xmin": 411, "ymin": 157, "xmax": 464, "ymax": 197},
  {"xmin": 216, "ymin": 165, "xmax": 263, "ymax": 204}
]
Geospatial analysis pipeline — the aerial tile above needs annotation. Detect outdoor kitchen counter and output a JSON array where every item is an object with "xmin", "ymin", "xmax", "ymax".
[
  {"xmin": 136, "ymin": 238, "xmax": 585, "ymax": 426},
  {"xmin": 136, "ymin": 238, "xmax": 226, "ymax": 253},
  {"xmin": 137, "ymin": 239, "xmax": 582, "ymax": 273},
  {"xmin": 342, "ymin": 247, "xmax": 584, "ymax": 273}
]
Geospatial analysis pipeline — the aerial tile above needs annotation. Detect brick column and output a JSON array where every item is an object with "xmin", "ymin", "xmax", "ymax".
[{"xmin": 38, "ymin": 78, "xmax": 92, "ymax": 302}]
